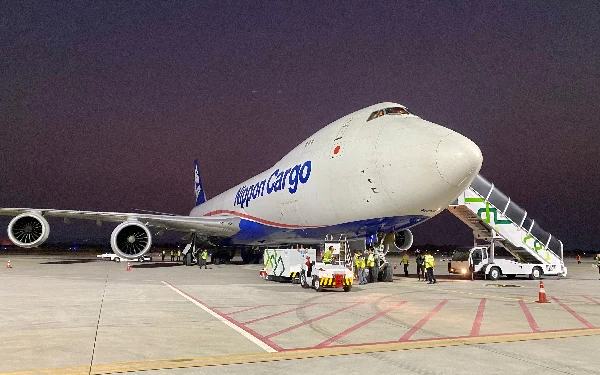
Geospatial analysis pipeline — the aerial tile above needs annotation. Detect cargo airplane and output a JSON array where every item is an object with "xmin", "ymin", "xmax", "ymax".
[{"xmin": 1, "ymin": 103, "xmax": 483, "ymax": 261}]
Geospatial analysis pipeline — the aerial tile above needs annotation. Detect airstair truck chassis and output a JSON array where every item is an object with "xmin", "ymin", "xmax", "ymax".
[{"xmin": 449, "ymin": 246, "xmax": 546, "ymax": 280}]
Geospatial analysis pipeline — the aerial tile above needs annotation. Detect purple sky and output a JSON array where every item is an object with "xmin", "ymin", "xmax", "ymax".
[{"xmin": 1, "ymin": 2, "xmax": 599, "ymax": 250}]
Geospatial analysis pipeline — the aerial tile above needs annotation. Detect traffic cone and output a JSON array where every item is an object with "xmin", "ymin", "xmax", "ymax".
[
  {"xmin": 6, "ymin": 260, "xmax": 11, "ymax": 268},
  {"xmin": 536, "ymin": 280, "xmax": 549, "ymax": 303},
  {"xmin": 126, "ymin": 262, "xmax": 131, "ymax": 271}
]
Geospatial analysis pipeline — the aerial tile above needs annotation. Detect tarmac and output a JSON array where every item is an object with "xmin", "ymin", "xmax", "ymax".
[{"xmin": 0, "ymin": 253, "xmax": 599, "ymax": 375}]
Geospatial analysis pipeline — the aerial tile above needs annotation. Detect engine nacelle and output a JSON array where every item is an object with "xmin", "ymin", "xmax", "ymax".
[
  {"xmin": 394, "ymin": 229, "xmax": 413, "ymax": 250},
  {"xmin": 8, "ymin": 212, "xmax": 50, "ymax": 248},
  {"xmin": 110, "ymin": 221, "xmax": 152, "ymax": 259}
]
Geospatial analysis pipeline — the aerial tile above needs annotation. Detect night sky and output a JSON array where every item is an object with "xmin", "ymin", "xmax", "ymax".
[{"xmin": 1, "ymin": 2, "xmax": 599, "ymax": 250}]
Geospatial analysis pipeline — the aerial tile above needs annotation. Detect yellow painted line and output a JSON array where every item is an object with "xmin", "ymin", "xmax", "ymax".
[{"xmin": 4, "ymin": 328, "xmax": 600, "ymax": 375}]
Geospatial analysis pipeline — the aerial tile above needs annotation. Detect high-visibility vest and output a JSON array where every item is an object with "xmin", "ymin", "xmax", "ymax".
[
  {"xmin": 402, "ymin": 254, "xmax": 409, "ymax": 264},
  {"xmin": 425, "ymin": 255, "xmax": 435, "ymax": 268},
  {"xmin": 201, "ymin": 251, "xmax": 208, "ymax": 260},
  {"xmin": 360, "ymin": 256, "xmax": 366, "ymax": 269},
  {"xmin": 354, "ymin": 254, "xmax": 360, "ymax": 267},
  {"xmin": 177, "ymin": 250, "xmax": 181, "ymax": 256},
  {"xmin": 323, "ymin": 250, "xmax": 332, "ymax": 263},
  {"xmin": 170, "ymin": 250, "xmax": 174, "ymax": 255},
  {"xmin": 367, "ymin": 254, "xmax": 375, "ymax": 267}
]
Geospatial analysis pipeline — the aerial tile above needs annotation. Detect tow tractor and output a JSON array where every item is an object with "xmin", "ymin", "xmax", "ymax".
[{"xmin": 300, "ymin": 236, "xmax": 354, "ymax": 292}]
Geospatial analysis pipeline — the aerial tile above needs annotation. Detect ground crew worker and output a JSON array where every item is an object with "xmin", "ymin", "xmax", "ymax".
[
  {"xmin": 161, "ymin": 250, "xmax": 165, "ymax": 262},
  {"xmin": 402, "ymin": 251, "xmax": 409, "ymax": 277},
  {"xmin": 323, "ymin": 246, "xmax": 333, "ymax": 264},
  {"xmin": 354, "ymin": 252, "xmax": 360, "ymax": 279},
  {"xmin": 177, "ymin": 249, "xmax": 181, "ymax": 261},
  {"xmin": 577, "ymin": 254, "xmax": 581, "ymax": 264},
  {"xmin": 595, "ymin": 254, "xmax": 600, "ymax": 278},
  {"xmin": 358, "ymin": 253, "xmax": 367, "ymax": 285},
  {"xmin": 170, "ymin": 250, "xmax": 174, "ymax": 261},
  {"xmin": 367, "ymin": 249, "xmax": 376, "ymax": 283},
  {"xmin": 199, "ymin": 249, "xmax": 208, "ymax": 269},
  {"xmin": 415, "ymin": 249, "xmax": 424, "ymax": 281},
  {"xmin": 425, "ymin": 251, "xmax": 437, "ymax": 284}
]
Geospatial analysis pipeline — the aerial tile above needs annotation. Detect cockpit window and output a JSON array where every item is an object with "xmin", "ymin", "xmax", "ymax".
[
  {"xmin": 385, "ymin": 107, "xmax": 410, "ymax": 115},
  {"xmin": 367, "ymin": 110, "xmax": 385, "ymax": 121},
  {"xmin": 367, "ymin": 107, "xmax": 413, "ymax": 121}
]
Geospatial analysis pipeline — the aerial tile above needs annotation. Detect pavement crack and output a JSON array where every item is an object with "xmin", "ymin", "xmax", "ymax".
[{"xmin": 89, "ymin": 266, "xmax": 110, "ymax": 375}]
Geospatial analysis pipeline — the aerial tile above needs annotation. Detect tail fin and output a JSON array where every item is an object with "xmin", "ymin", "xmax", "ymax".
[{"xmin": 194, "ymin": 159, "xmax": 207, "ymax": 206}]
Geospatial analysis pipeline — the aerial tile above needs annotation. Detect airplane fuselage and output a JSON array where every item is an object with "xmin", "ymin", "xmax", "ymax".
[{"xmin": 190, "ymin": 102, "xmax": 483, "ymax": 245}]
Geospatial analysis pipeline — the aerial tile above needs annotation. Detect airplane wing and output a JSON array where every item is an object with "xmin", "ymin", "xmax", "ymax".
[{"xmin": 0, "ymin": 208, "xmax": 240, "ymax": 237}]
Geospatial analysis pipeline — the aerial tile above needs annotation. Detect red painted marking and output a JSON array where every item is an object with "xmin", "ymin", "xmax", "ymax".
[
  {"xmin": 333, "ymin": 145, "xmax": 341, "ymax": 155},
  {"xmin": 163, "ymin": 281, "xmax": 283, "ymax": 351},
  {"xmin": 243, "ymin": 304, "xmax": 317, "ymax": 325},
  {"xmin": 203, "ymin": 210, "xmax": 322, "ymax": 229},
  {"xmin": 518, "ymin": 298, "xmax": 541, "ymax": 332},
  {"xmin": 226, "ymin": 305, "xmax": 266, "ymax": 316},
  {"xmin": 316, "ymin": 301, "xmax": 407, "ymax": 348},
  {"xmin": 583, "ymin": 296, "xmax": 600, "ymax": 305},
  {"xmin": 398, "ymin": 300, "xmax": 448, "ymax": 342},
  {"xmin": 266, "ymin": 302, "xmax": 365, "ymax": 339},
  {"xmin": 292, "ymin": 326, "xmax": 600, "ymax": 352},
  {"xmin": 552, "ymin": 297, "xmax": 595, "ymax": 328},
  {"xmin": 470, "ymin": 298, "xmax": 487, "ymax": 336}
]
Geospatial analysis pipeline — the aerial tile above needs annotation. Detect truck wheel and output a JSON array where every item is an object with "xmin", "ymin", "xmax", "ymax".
[
  {"xmin": 529, "ymin": 267, "xmax": 542, "ymax": 280},
  {"xmin": 314, "ymin": 278, "xmax": 323, "ymax": 292},
  {"xmin": 488, "ymin": 267, "xmax": 500, "ymax": 281},
  {"xmin": 301, "ymin": 273, "xmax": 309, "ymax": 289},
  {"xmin": 114, "ymin": 258, "xmax": 120, "ymax": 263},
  {"xmin": 343, "ymin": 285, "xmax": 352, "ymax": 292}
]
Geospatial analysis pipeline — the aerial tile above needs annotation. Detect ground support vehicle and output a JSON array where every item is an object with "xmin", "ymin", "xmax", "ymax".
[
  {"xmin": 300, "ymin": 262, "xmax": 353, "ymax": 292},
  {"xmin": 262, "ymin": 248, "xmax": 317, "ymax": 283},
  {"xmin": 448, "ymin": 174, "xmax": 566, "ymax": 279},
  {"xmin": 448, "ymin": 245, "xmax": 559, "ymax": 280}
]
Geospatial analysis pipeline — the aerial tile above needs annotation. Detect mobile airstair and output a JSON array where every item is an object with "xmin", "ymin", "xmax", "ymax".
[{"xmin": 449, "ymin": 174, "xmax": 567, "ymax": 277}]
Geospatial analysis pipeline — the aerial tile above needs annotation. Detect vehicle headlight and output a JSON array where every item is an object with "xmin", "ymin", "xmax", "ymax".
[{"xmin": 461, "ymin": 268, "xmax": 467, "ymax": 274}]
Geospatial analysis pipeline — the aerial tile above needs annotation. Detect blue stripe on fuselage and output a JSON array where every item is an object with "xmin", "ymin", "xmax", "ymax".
[{"xmin": 220, "ymin": 215, "xmax": 430, "ymax": 245}]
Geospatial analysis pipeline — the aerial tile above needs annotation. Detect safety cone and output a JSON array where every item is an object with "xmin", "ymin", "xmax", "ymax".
[
  {"xmin": 536, "ymin": 280, "xmax": 549, "ymax": 303},
  {"xmin": 126, "ymin": 262, "xmax": 131, "ymax": 271},
  {"xmin": 6, "ymin": 260, "xmax": 12, "ymax": 268}
]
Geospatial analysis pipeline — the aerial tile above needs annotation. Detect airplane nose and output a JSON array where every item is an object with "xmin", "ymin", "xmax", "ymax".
[{"xmin": 436, "ymin": 133, "xmax": 483, "ymax": 187}]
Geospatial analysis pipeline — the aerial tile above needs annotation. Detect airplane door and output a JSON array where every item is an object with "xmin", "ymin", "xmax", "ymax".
[{"xmin": 330, "ymin": 117, "xmax": 352, "ymax": 159}]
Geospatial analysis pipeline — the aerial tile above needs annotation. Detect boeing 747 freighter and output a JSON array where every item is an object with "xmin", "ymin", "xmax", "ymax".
[{"xmin": 1, "ymin": 103, "xmax": 483, "ymax": 260}]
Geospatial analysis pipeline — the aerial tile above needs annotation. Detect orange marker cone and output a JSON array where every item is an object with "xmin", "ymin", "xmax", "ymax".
[
  {"xmin": 537, "ymin": 280, "xmax": 549, "ymax": 303},
  {"xmin": 6, "ymin": 260, "xmax": 11, "ymax": 268},
  {"xmin": 126, "ymin": 262, "xmax": 131, "ymax": 271}
]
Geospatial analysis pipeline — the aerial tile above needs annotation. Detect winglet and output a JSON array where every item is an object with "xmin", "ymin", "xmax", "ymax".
[{"xmin": 194, "ymin": 159, "xmax": 207, "ymax": 206}]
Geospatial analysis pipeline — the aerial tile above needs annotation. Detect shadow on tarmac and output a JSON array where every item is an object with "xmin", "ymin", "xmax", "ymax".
[
  {"xmin": 132, "ymin": 262, "xmax": 185, "ymax": 269},
  {"xmin": 40, "ymin": 259, "xmax": 97, "ymax": 265}
]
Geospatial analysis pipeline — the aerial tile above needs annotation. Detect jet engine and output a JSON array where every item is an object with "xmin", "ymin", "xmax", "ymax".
[
  {"xmin": 7, "ymin": 212, "xmax": 50, "ymax": 248},
  {"xmin": 394, "ymin": 229, "xmax": 413, "ymax": 250},
  {"xmin": 110, "ymin": 221, "xmax": 152, "ymax": 259}
]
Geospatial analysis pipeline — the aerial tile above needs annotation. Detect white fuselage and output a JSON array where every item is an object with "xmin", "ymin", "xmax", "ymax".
[{"xmin": 190, "ymin": 102, "xmax": 482, "ymax": 245}]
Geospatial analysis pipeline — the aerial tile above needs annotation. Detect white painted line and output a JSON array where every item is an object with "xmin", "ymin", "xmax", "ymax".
[{"xmin": 161, "ymin": 281, "xmax": 277, "ymax": 353}]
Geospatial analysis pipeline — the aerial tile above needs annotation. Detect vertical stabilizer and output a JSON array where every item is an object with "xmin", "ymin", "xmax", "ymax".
[{"xmin": 194, "ymin": 159, "xmax": 207, "ymax": 206}]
